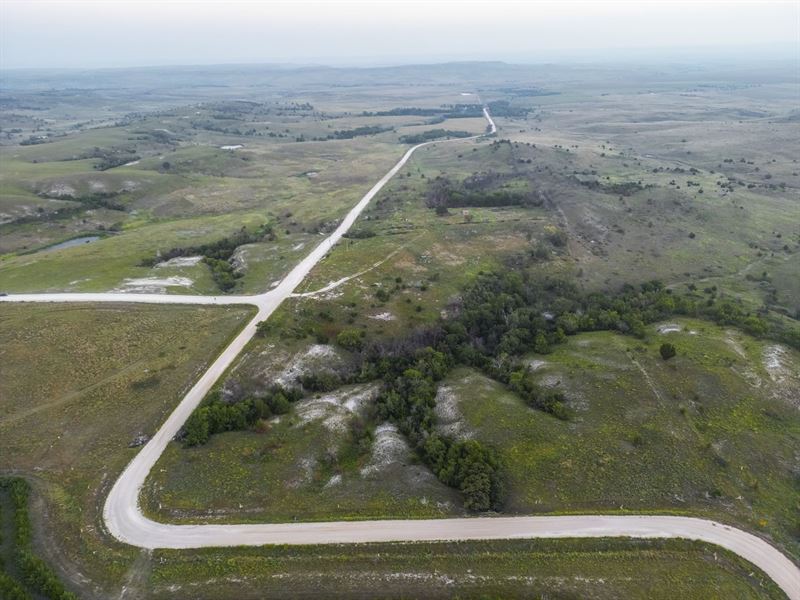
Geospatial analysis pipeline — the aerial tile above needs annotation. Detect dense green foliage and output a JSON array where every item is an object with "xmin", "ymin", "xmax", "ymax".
[
  {"xmin": 426, "ymin": 177, "xmax": 542, "ymax": 210},
  {"xmin": 370, "ymin": 107, "xmax": 443, "ymax": 117},
  {"xmin": 578, "ymin": 178, "xmax": 652, "ymax": 196},
  {"xmin": 82, "ymin": 145, "xmax": 140, "ymax": 171},
  {"xmin": 366, "ymin": 348, "xmax": 504, "ymax": 511},
  {"xmin": 330, "ymin": 125, "xmax": 391, "ymax": 140},
  {"xmin": 140, "ymin": 223, "xmax": 274, "ymax": 291},
  {"xmin": 660, "ymin": 342, "xmax": 677, "ymax": 360},
  {"xmin": 399, "ymin": 129, "xmax": 472, "ymax": 144},
  {"xmin": 441, "ymin": 104, "xmax": 486, "ymax": 118},
  {"xmin": 336, "ymin": 328, "xmax": 365, "ymax": 351},
  {"xmin": 507, "ymin": 369, "xmax": 570, "ymax": 420},
  {"xmin": 342, "ymin": 228, "xmax": 376, "ymax": 239},
  {"xmin": 486, "ymin": 100, "xmax": 531, "ymax": 117},
  {"xmin": 182, "ymin": 387, "xmax": 302, "ymax": 446},
  {"xmin": 183, "ymin": 257, "xmax": 798, "ymax": 511},
  {"xmin": 355, "ymin": 267, "xmax": 798, "ymax": 508},
  {"xmin": 0, "ymin": 572, "xmax": 31, "ymax": 600},
  {"xmin": 0, "ymin": 478, "xmax": 77, "ymax": 600},
  {"xmin": 445, "ymin": 270, "xmax": 798, "ymax": 358},
  {"xmin": 363, "ymin": 104, "xmax": 484, "ymax": 119},
  {"xmin": 298, "ymin": 372, "xmax": 342, "ymax": 393}
]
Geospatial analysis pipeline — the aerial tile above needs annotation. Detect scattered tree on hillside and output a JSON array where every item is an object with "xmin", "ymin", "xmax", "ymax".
[{"xmin": 660, "ymin": 343, "xmax": 677, "ymax": 360}]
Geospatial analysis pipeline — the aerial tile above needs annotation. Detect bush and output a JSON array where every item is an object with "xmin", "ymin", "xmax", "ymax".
[
  {"xmin": 0, "ymin": 573, "xmax": 31, "ymax": 600},
  {"xmin": 336, "ymin": 329, "xmax": 364, "ymax": 352},
  {"xmin": 659, "ymin": 343, "xmax": 677, "ymax": 360},
  {"xmin": 424, "ymin": 437, "xmax": 503, "ymax": 511},
  {"xmin": 508, "ymin": 369, "xmax": 570, "ymax": 421},
  {"xmin": 299, "ymin": 372, "xmax": 341, "ymax": 392},
  {"xmin": 17, "ymin": 551, "xmax": 78, "ymax": 600},
  {"xmin": 182, "ymin": 409, "xmax": 210, "ymax": 446}
]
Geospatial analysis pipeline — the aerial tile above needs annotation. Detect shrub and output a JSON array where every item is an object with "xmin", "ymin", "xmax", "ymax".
[
  {"xmin": 182, "ymin": 409, "xmax": 210, "ymax": 446},
  {"xmin": 336, "ymin": 329, "xmax": 364, "ymax": 352},
  {"xmin": 659, "ymin": 343, "xmax": 677, "ymax": 360},
  {"xmin": 0, "ymin": 573, "xmax": 31, "ymax": 600},
  {"xmin": 299, "ymin": 372, "xmax": 341, "ymax": 392}
]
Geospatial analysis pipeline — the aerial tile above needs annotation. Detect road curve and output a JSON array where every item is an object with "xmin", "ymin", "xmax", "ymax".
[
  {"xmin": 3, "ymin": 108, "xmax": 798, "ymax": 599},
  {"xmin": 101, "ymin": 513, "xmax": 800, "ymax": 598}
]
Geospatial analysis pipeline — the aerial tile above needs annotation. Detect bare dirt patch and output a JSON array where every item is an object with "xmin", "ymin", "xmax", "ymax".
[
  {"xmin": 113, "ymin": 276, "xmax": 194, "ymax": 293},
  {"xmin": 156, "ymin": 256, "xmax": 203, "ymax": 268},
  {"xmin": 360, "ymin": 423, "xmax": 411, "ymax": 477}
]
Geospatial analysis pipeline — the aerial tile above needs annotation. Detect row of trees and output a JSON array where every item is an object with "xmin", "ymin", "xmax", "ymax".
[
  {"xmin": 399, "ymin": 129, "xmax": 472, "ymax": 144},
  {"xmin": 0, "ymin": 478, "xmax": 77, "ymax": 600},
  {"xmin": 330, "ymin": 125, "xmax": 391, "ymax": 139},
  {"xmin": 362, "ymin": 104, "xmax": 485, "ymax": 119},
  {"xmin": 425, "ymin": 177, "xmax": 543, "ymax": 212}
]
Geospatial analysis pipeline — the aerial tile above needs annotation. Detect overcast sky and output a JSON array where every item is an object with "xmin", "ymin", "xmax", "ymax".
[{"xmin": 1, "ymin": 0, "xmax": 798, "ymax": 69}]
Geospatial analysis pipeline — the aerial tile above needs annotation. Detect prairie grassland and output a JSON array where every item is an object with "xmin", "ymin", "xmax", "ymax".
[
  {"xmin": 160, "ymin": 84, "xmax": 798, "ymax": 548},
  {"xmin": 143, "ymin": 394, "xmax": 463, "ymax": 523},
  {"xmin": 0, "ymin": 87, "xmax": 482, "ymax": 289},
  {"xmin": 1, "ymin": 61, "xmax": 797, "ymax": 598},
  {"xmin": 439, "ymin": 320, "xmax": 800, "ymax": 559},
  {"xmin": 0, "ymin": 303, "xmax": 253, "ymax": 590},
  {"xmin": 146, "ymin": 538, "xmax": 782, "ymax": 599}
]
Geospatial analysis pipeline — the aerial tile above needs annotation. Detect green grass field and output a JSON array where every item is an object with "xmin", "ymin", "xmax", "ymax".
[
  {"xmin": 3, "ymin": 303, "xmax": 788, "ymax": 600},
  {"xmin": 0, "ymin": 303, "xmax": 253, "ymax": 590},
  {"xmin": 438, "ymin": 320, "xmax": 800, "ymax": 559},
  {"xmin": 146, "ymin": 538, "xmax": 783, "ymax": 599},
  {"xmin": 1, "ymin": 61, "xmax": 798, "ymax": 598},
  {"xmin": 145, "ymin": 317, "xmax": 800, "ymax": 562}
]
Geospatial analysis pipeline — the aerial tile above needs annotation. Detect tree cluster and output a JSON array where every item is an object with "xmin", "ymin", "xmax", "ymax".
[
  {"xmin": 181, "ymin": 251, "xmax": 799, "ymax": 513},
  {"xmin": 182, "ymin": 387, "xmax": 302, "ymax": 446},
  {"xmin": 426, "ymin": 177, "xmax": 541, "ymax": 211},
  {"xmin": 372, "ymin": 348, "xmax": 504, "ymax": 511},
  {"xmin": 330, "ymin": 126, "xmax": 391, "ymax": 140},
  {"xmin": 370, "ymin": 107, "xmax": 443, "ymax": 117},
  {"xmin": 486, "ymin": 100, "xmax": 531, "ymax": 118}
]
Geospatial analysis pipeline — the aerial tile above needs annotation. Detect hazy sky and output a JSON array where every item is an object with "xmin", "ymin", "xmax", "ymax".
[{"xmin": 1, "ymin": 0, "xmax": 798, "ymax": 69}]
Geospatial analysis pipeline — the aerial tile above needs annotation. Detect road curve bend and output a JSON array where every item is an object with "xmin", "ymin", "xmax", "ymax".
[{"xmin": 2, "ymin": 108, "xmax": 798, "ymax": 599}]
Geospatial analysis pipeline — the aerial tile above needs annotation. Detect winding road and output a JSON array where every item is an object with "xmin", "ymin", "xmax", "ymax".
[{"xmin": 2, "ymin": 108, "xmax": 798, "ymax": 599}]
